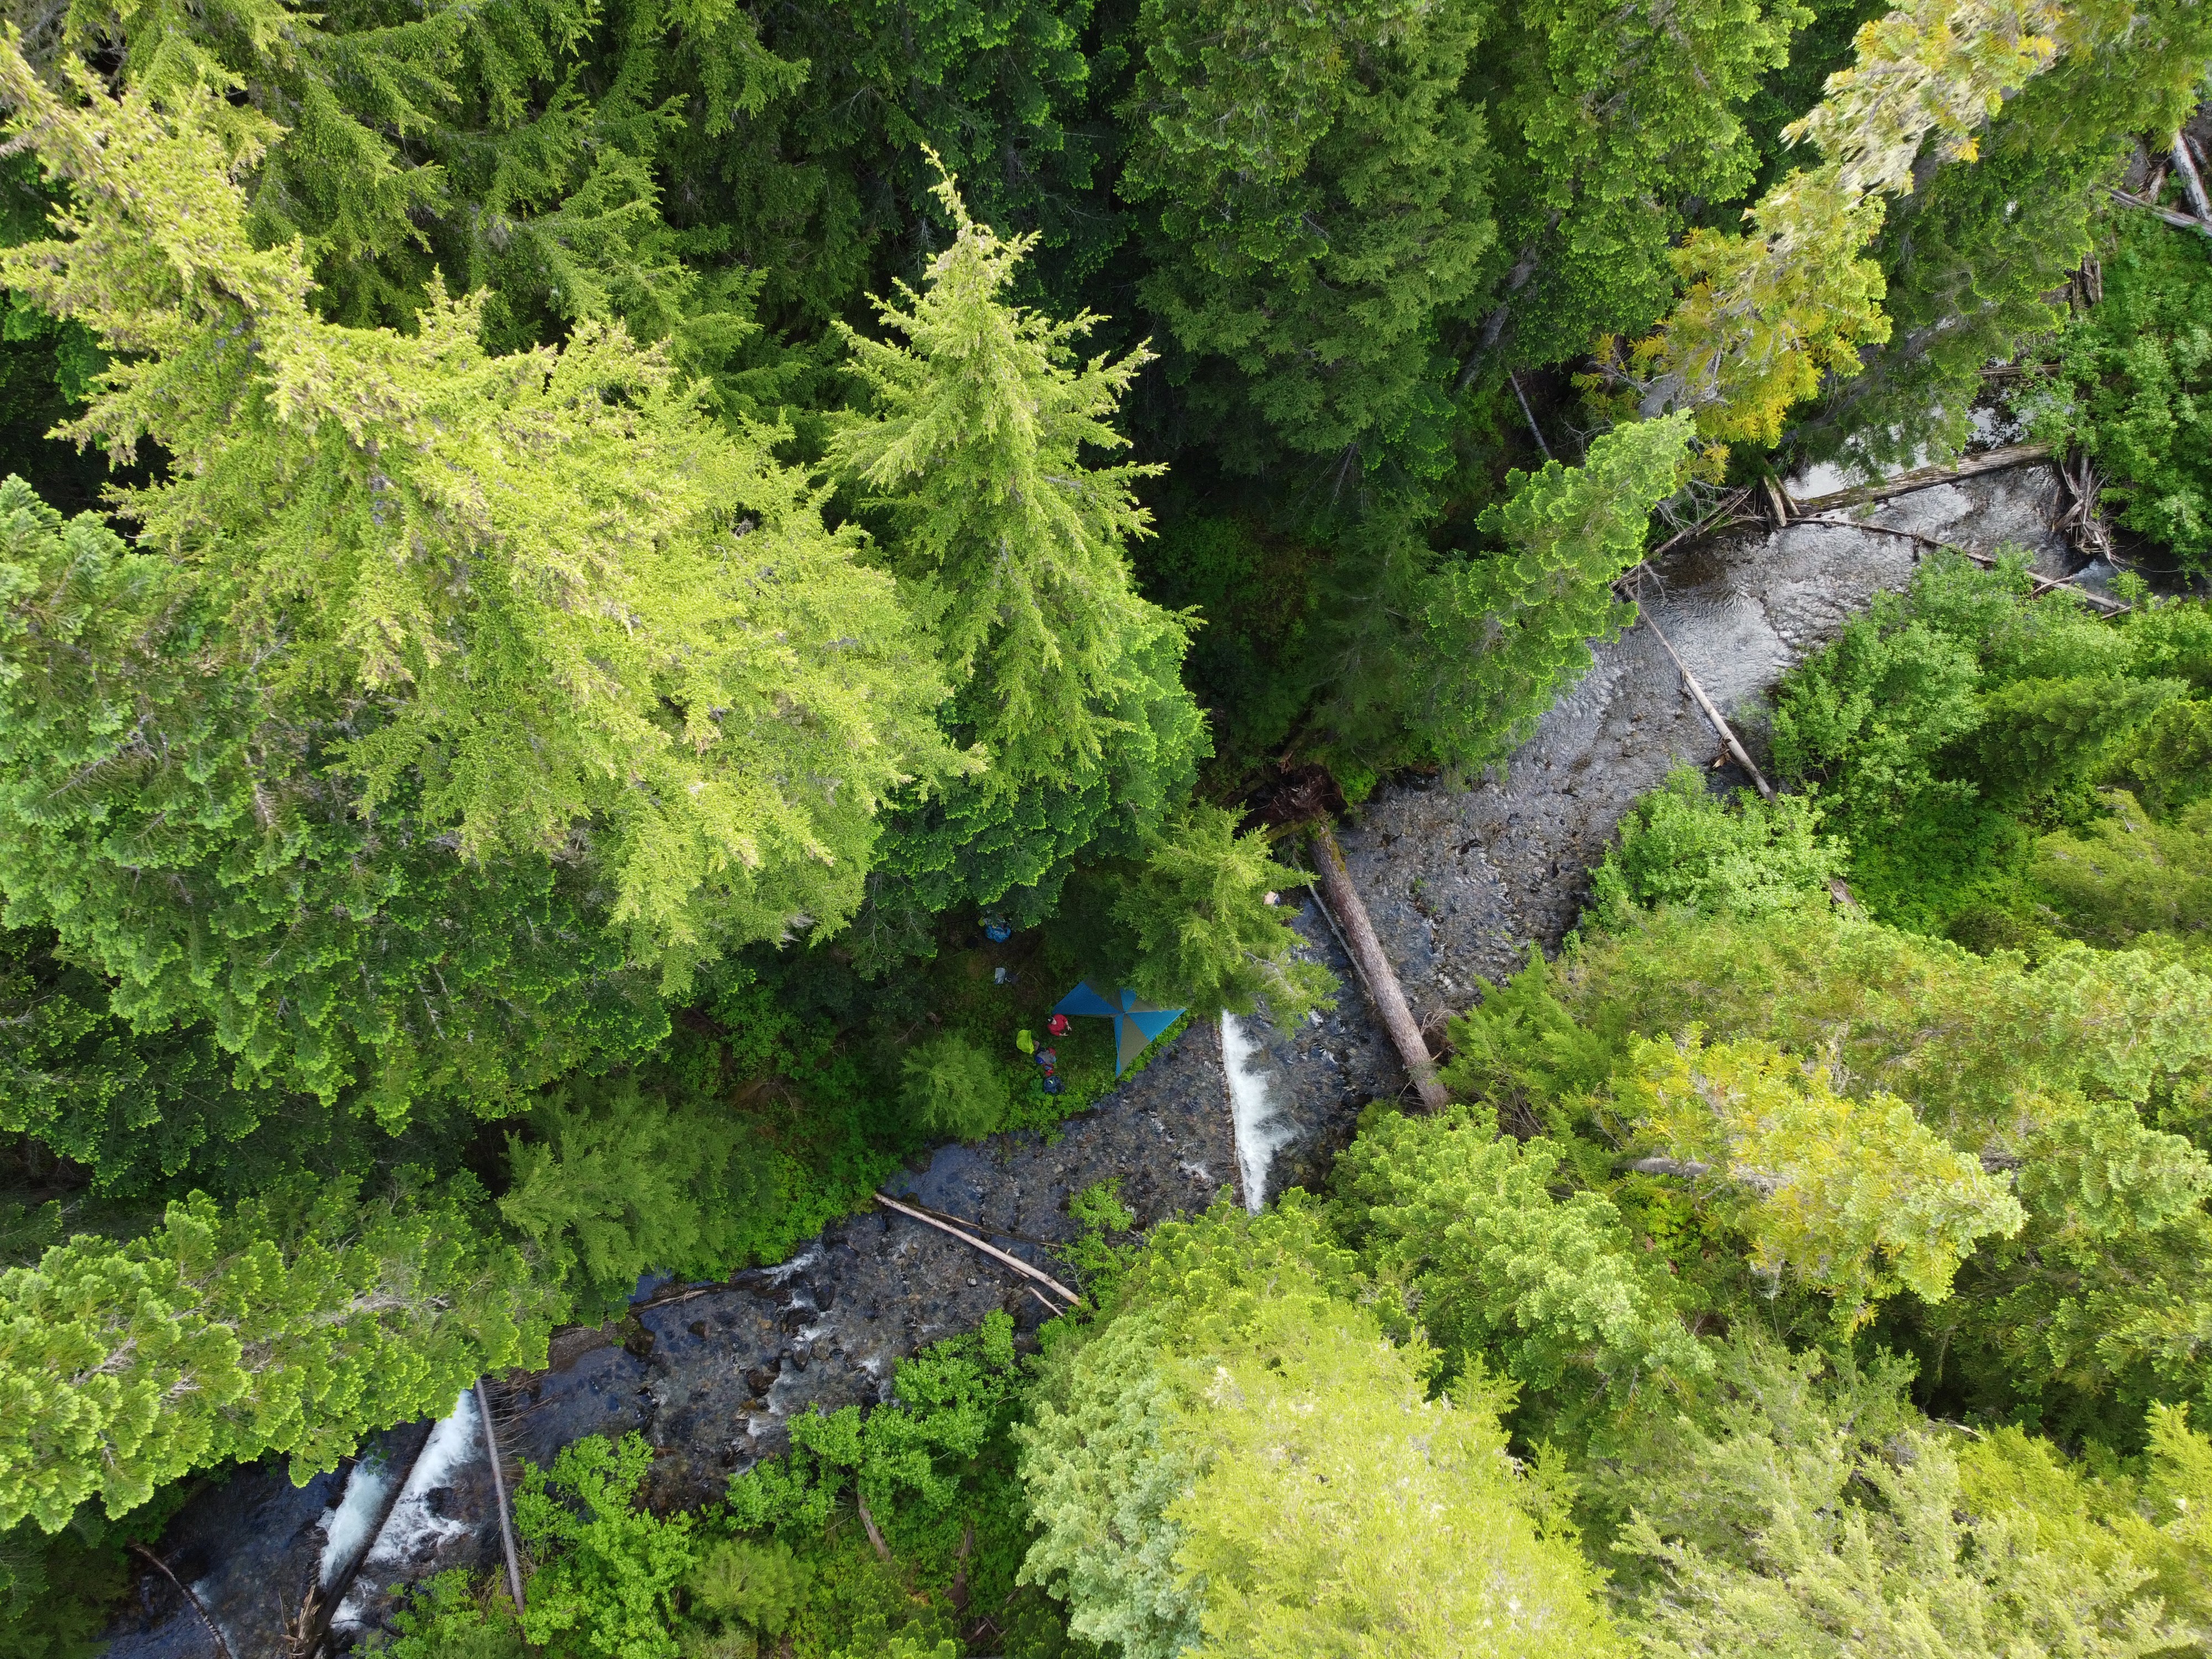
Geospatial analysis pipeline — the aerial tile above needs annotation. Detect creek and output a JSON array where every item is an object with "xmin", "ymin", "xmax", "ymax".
[{"xmin": 101, "ymin": 457, "xmax": 2086, "ymax": 1657}]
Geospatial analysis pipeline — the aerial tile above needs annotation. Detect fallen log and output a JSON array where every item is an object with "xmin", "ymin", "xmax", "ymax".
[
  {"xmin": 1307, "ymin": 825, "xmax": 1449, "ymax": 1110},
  {"xmin": 131, "ymin": 1545, "xmax": 234, "ymax": 1659},
  {"xmin": 2112, "ymin": 185, "xmax": 2212, "ymax": 234},
  {"xmin": 1790, "ymin": 442, "xmax": 2053, "ymax": 514},
  {"xmin": 475, "ymin": 1379, "xmax": 527, "ymax": 1616},
  {"xmin": 872, "ymin": 1191, "xmax": 1080, "ymax": 1305},
  {"xmin": 1639, "ymin": 610, "xmax": 1776, "ymax": 800},
  {"xmin": 1789, "ymin": 517, "xmax": 2131, "ymax": 614}
]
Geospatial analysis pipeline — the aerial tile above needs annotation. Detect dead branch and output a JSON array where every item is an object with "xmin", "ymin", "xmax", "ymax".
[
  {"xmin": 1636, "ymin": 608, "xmax": 1775, "ymax": 800},
  {"xmin": 1789, "ymin": 517, "xmax": 2131, "ymax": 615},
  {"xmin": 1307, "ymin": 825, "xmax": 1449, "ymax": 1110},
  {"xmin": 2111, "ymin": 186, "xmax": 2212, "ymax": 234},
  {"xmin": 131, "ymin": 1544, "xmax": 235, "ymax": 1659},
  {"xmin": 855, "ymin": 1490, "xmax": 893, "ymax": 1564},
  {"xmin": 872, "ymin": 1192, "xmax": 1079, "ymax": 1305},
  {"xmin": 1509, "ymin": 369, "xmax": 1552, "ymax": 461},
  {"xmin": 1790, "ymin": 442, "xmax": 2054, "ymax": 514},
  {"xmin": 476, "ymin": 1379, "xmax": 527, "ymax": 1616}
]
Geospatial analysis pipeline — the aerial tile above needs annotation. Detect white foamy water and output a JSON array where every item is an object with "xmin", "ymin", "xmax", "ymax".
[
  {"xmin": 1222, "ymin": 1013, "xmax": 1296, "ymax": 1212},
  {"xmin": 329, "ymin": 1390, "xmax": 482, "ymax": 1627}
]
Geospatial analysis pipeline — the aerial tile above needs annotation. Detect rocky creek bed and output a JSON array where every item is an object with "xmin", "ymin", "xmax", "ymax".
[{"xmin": 102, "ymin": 460, "xmax": 2084, "ymax": 1658}]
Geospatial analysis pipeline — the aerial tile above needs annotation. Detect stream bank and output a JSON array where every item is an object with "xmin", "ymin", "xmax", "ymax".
[{"xmin": 100, "ymin": 458, "xmax": 2078, "ymax": 1658}]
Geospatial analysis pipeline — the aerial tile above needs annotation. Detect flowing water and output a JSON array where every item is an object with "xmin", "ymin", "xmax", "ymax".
[{"xmin": 103, "ymin": 460, "xmax": 2086, "ymax": 1655}]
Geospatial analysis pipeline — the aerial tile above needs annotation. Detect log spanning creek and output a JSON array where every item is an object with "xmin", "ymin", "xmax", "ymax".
[{"xmin": 105, "ymin": 451, "xmax": 2104, "ymax": 1657}]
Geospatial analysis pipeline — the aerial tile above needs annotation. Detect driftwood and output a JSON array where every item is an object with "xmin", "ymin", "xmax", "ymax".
[
  {"xmin": 1790, "ymin": 517, "xmax": 2131, "ymax": 614},
  {"xmin": 475, "ymin": 1379, "xmax": 528, "ymax": 1616},
  {"xmin": 1307, "ymin": 825, "xmax": 1449, "ymax": 1110},
  {"xmin": 872, "ymin": 1191, "xmax": 1079, "ymax": 1305},
  {"xmin": 1638, "ymin": 609, "xmax": 1776, "ymax": 800},
  {"xmin": 1790, "ymin": 442, "xmax": 2053, "ymax": 514},
  {"xmin": 2112, "ymin": 185, "xmax": 2212, "ymax": 234},
  {"xmin": 131, "ymin": 1544, "xmax": 235, "ymax": 1659},
  {"xmin": 299, "ymin": 1415, "xmax": 437, "ymax": 1658}
]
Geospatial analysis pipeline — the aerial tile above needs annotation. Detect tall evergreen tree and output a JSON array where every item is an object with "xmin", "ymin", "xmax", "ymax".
[
  {"xmin": 0, "ymin": 54, "xmax": 952, "ymax": 1117},
  {"xmin": 1119, "ymin": 0, "xmax": 1497, "ymax": 482},
  {"xmin": 830, "ymin": 169, "xmax": 1203, "ymax": 933}
]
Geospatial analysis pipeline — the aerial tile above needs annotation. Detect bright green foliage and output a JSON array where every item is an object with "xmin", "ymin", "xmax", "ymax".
[
  {"xmin": 0, "ymin": 53, "xmax": 954, "ymax": 1000},
  {"xmin": 1019, "ymin": 1200, "xmax": 1621, "ymax": 1658},
  {"xmin": 898, "ymin": 1033, "xmax": 1013, "ymax": 1141},
  {"xmin": 2034, "ymin": 792, "xmax": 2212, "ymax": 950},
  {"xmin": 1019, "ymin": 1308, "xmax": 1198, "ymax": 1659},
  {"xmin": 1168, "ymin": 1297, "xmax": 1624, "ymax": 1658},
  {"xmin": 1121, "ymin": 0, "xmax": 1496, "ymax": 477},
  {"xmin": 1112, "ymin": 804, "xmax": 1333, "ymax": 1021},
  {"xmin": 517, "ymin": 1433, "xmax": 700, "ymax": 1659},
  {"xmin": 1768, "ymin": 554, "xmax": 2193, "ymax": 927},
  {"xmin": 1489, "ymin": 905, "xmax": 2212, "ymax": 1425},
  {"xmin": 1535, "ymin": 906, "xmax": 2212, "ymax": 1154},
  {"xmin": 1404, "ymin": 413, "xmax": 1693, "ymax": 766},
  {"xmin": 686, "ymin": 1538, "xmax": 813, "ymax": 1640},
  {"xmin": 383, "ymin": 1572, "xmax": 530, "ymax": 1659},
  {"xmin": 1600, "ymin": 1334, "xmax": 2196, "ymax": 1659},
  {"xmin": 0, "ymin": 1175, "xmax": 561, "ymax": 1533},
  {"xmin": 1585, "ymin": 767, "xmax": 1845, "ymax": 931},
  {"xmin": 1623, "ymin": 1032, "xmax": 2024, "ymax": 1323},
  {"xmin": 0, "ymin": 473, "xmax": 675, "ymax": 1131},
  {"xmin": 2031, "ymin": 212, "xmax": 2212, "ymax": 568},
  {"xmin": 1336, "ymin": 1104, "xmax": 1707, "ymax": 1396},
  {"xmin": 830, "ymin": 170, "xmax": 1202, "ymax": 924},
  {"xmin": 498, "ymin": 1079, "xmax": 793, "ymax": 1322}
]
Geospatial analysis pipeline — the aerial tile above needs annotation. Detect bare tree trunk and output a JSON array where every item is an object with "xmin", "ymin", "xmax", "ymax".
[
  {"xmin": 476, "ymin": 1379, "xmax": 527, "ymax": 1615},
  {"xmin": 1638, "ymin": 610, "xmax": 1775, "ymax": 800},
  {"xmin": 872, "ymin": 1192, "xmax": 1079, "ymax": 1305},
  {"xmin": 1791, "ymin": 442, "xmax": 2053, "ymax": 513},
  {"xmin": 1308, "ymin": 826, "xmax": 1449, "ymax": 1111}
]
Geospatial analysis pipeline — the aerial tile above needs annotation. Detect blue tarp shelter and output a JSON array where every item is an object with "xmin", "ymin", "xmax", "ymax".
[{"xmin": 1052, "ymin": 981, "xmax": 1186, "ymax": 1073}]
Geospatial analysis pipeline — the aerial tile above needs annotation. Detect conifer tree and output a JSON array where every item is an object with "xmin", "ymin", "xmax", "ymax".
[
  {"xmin": 0, "ymin": 1174, "xmax": 565, "ymax": 1533},
  {"xmin": 0, "ymin": 56, "xmax": 954, "ymax": 1113},
  {"xmin": 1317, "ymin": 411, "xmax": 1693, "ymax": 770},
  {"xmin": 1120, "ymin": 0, "xmax": 1496, "ymax": 479},
  {"xmin": 830, "ymin": 169, "xmax": 1204, "ymax": 927},
  {"xmin": 1480, "ymin": 0, "xmax": 1812, "ymax": 368},
  {"xmin": 1625, "ymin": 0, "xmax": 2069, "ymax": 446}
]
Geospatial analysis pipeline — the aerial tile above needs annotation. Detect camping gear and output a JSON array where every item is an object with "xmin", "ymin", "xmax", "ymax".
[{"xmin": 1050, "ymin": 981, "xmax": 1186, "ymax": 1072}]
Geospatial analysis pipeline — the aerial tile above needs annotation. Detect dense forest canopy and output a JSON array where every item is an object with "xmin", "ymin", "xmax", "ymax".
[{"xmin": 1, "ymin": 0, "xmax": 2211, "ymax": 1651}]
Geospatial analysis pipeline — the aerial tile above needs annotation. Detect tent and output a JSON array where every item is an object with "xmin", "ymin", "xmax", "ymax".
[{"xmin": 1051, "ymin": 981, "xmax": 1186, "ymax": 1073}]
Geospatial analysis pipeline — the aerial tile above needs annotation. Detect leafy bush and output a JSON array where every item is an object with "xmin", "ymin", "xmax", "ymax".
[
  {"xmin": 2027, "ymin": 211, "xmax": 2212, "ymax": 567},
  {"xmin": 376, "ymin": 1572, "xmax": 529, "ymax": 1659},
  {"xmin": 516, "ymin": 1434, "xmax": 700, "ymax": 1659},
  {"xmin": 899, "ymin": 1034, "xmax": 1013, "ymax": 1141},
  {"xmin": 1584, "ymin": 766, "xmax": 1845, "ymax": 930}
]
